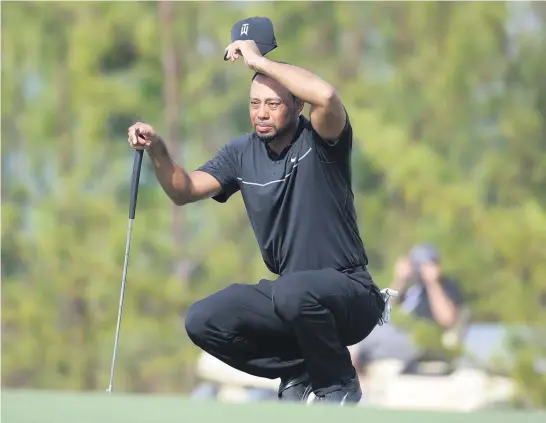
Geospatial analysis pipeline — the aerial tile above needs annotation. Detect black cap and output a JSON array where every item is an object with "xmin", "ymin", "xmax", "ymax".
[
  {"xmin": 408, "ymin": 243, "xmax": 440, "ymax": 266},
  {"xmin": 224, "ymin": 17, "xmax": 277, "ymax": 60}
]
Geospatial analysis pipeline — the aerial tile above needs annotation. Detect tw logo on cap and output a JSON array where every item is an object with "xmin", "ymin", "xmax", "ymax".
[{"xmin": 240, "ymin": 23, "xmax": 249, "ymax": 36}]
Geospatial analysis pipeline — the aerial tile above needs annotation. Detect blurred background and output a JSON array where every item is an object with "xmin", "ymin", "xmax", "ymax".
[{"xmin": 1, "ymin": 0, "xmax": 546, "ymax": 414}]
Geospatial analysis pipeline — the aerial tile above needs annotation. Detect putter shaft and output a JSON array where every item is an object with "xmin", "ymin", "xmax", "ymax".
[{"xmin": 107, "ymin": 217, "xmax": 135, "ymax": 393}]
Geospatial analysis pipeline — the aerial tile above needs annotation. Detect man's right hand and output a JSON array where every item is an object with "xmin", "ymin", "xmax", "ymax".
[
  {"xmin": 128, "ymin": 122, "xmax": 160, "ymax": 151},
  {"xmin": 392, "ymin": 257, "xmax": 412, "ymax": 291}
]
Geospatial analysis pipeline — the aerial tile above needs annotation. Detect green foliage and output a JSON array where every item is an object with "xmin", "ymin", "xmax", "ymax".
[{"xmin": 1, "ymin": 0, "xmax": 545, "ymax": 407}]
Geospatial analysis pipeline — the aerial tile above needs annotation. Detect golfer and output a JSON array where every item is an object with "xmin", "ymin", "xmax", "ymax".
[{"xmin": 127, "ymin": 39, "xmax": 388, "ymax": 404}]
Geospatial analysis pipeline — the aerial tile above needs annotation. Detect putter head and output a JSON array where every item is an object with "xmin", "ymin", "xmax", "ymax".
[{"xmin": 224, "ymin": 17, "xmax": 277, "ymax": 61}]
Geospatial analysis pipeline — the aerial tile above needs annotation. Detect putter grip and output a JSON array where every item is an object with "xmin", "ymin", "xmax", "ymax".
[{"xmin": 129, "ymin": 150, "xmax": 144, "ymax": 220}]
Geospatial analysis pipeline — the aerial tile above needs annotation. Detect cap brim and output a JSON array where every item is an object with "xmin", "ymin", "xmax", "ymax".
[{"xmin": 256, "ymin": 42, "xmax": 276, "ymax": 56}]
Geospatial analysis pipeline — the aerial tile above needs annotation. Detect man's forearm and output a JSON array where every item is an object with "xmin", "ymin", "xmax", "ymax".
[
  {"xmin": 426, "ymin": 283, "xmax": 458, "ymax": 327},
  {"xmin": 254, "ymin": 58, "xmax": 336, "ymax": 107},
  {"xmin": 147, "ymin": 138, "xmax": 192, "ymax": 205}
]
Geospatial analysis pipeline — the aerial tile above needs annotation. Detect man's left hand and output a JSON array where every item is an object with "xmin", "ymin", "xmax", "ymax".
[
  {"xmin": 224, "ymin": 40, "xmax": 264, "ymax": 71},
  {"xmin": 420, "ymin": 262, "xmax": 441, "ymax": 286}
]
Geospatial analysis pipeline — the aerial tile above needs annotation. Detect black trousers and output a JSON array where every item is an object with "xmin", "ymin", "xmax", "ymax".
[{"xmin": 184, "ymin": 266, "xmax": 384, "ymax": 392}]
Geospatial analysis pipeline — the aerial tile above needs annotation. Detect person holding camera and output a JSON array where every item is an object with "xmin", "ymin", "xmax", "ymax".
[{"xmin": 349, "ymin": 243, "xmax": 464, "ymax": 369}]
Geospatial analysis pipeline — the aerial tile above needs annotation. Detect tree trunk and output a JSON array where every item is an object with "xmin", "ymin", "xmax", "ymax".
[{"xmin": 158, "ymin": 1, "xmax": 189, "ymax": 285}]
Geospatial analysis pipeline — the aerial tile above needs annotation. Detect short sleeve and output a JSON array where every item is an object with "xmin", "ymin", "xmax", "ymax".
[
  {"xmin": 195, "ymin": 144, "xmax": 240, "ymax": 203},
  {"xmin": 311, "ymin": 108, "xmax": 353, "ymax": 161}
]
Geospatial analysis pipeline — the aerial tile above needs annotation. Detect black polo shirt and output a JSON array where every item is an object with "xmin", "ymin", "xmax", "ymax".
[{"xmin": 197, "ymin": 113, "xmax": 369, "ymax": 277}]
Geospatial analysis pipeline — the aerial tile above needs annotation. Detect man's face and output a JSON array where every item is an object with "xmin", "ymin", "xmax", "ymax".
[
  {"xmin": 249, "ymin": 74, "xmax": 302, "ymax": 143},
  {"xmin": 411, "ymin": 259, "xmax": 441, "ymax": 284}
]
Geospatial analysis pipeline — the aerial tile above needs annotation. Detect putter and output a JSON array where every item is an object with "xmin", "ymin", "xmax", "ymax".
[{"xmin": 106, "ymin": 148, "xmax": 144, "ymax": 394}]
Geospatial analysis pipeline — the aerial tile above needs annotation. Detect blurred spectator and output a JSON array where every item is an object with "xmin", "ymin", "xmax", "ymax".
[{"xmin": 349, "ymin": 243, "xmax": 464, "ymax": 370}]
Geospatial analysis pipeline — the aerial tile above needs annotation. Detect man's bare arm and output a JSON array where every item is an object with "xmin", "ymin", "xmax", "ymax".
[
  {"xmin": 147, "ymin": 139, "xmax": 222, "ymax": 206},
  {"xmin": 254, "ymin": 58, "xmax": 346, "ymax": 142},
  {"xmin": 425, "ymin": 282, "xmax": 459, "ymax": 328},
  {"xmin": 128, "ymin": 122, "xmax": 222, "ymax": 206}
]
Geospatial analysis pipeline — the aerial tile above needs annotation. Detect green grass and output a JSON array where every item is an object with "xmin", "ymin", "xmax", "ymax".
[{"xmin": 1, "ymin": 389, "xmax": 544, "ymax": 423}]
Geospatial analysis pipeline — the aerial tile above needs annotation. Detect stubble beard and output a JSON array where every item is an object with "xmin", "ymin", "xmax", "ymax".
[{"xmin": 254, "ymin": 115, "xmax": 296, "ymax": 145}]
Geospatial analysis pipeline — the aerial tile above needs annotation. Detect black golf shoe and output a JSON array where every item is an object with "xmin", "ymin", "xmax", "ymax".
[
  {"xmin": 309, "ymin": 373, "xmax": 362, "ymax": 405},
  {"xmin": 278, "ymin": 373, "xmax": 312, "ymax": 402}
]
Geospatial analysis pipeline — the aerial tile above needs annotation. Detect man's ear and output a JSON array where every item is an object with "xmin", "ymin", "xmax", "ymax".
[{"xmin": 295, "ymin": 98, "xmax": 305, "ymax": 115}]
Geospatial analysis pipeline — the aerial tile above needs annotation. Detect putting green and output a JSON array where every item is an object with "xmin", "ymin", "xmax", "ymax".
[{"xmin": 1, "ymin": 389, "xmax": 544, "ymax": 423}]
